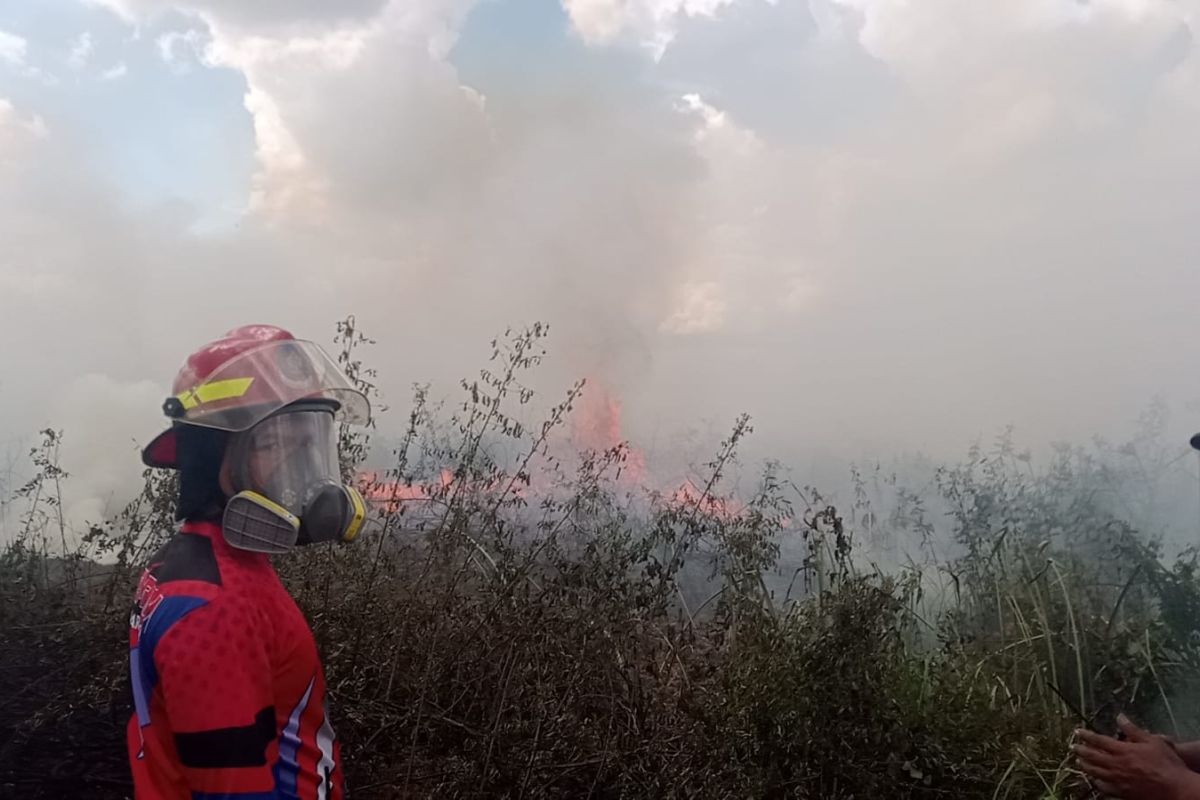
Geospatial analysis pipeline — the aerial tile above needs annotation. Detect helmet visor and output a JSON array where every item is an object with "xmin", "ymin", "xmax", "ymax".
[
  {"xmin": 174, "ymin": 339, "xmax": 369, "ymax": 432},
  {"xmin": 235, "ymin": 409, "xmax": 341, "ymax": 516}
]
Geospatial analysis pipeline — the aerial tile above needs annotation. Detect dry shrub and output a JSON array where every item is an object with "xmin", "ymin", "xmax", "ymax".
[{"xmin": 3, "ymin": 321, "xmax": 1200, "ymax": 799}]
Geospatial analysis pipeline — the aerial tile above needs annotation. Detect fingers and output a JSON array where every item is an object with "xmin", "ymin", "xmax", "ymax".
[
  {"xmin": 1091, "ymin": 777, "xmax": 1120, "ymax": 797},
  {"xmin": 1117, "ymin": 714, "xmax": 1151, "ymax": 744},
  {"xmin": 1076, "ymin": 728, "xmax": 1124, "ymax": 753},
  {"xmin": 1073, "ymin": 744, "xmax": 1113, "ymax": 766},
  {"xmin": 1074, "ymin": 751, "xmax": 1119, "ymax": 782}
]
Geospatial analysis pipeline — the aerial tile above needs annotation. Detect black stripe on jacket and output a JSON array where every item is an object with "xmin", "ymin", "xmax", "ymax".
[{"xmin": 174, "ymin": 706, "xmax": 276, "ymax": 768}]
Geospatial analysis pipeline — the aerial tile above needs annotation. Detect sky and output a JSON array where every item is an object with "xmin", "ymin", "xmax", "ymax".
[{"xmin": 2, "ymin": 0, "xmax": 1200, "ymax": 529}]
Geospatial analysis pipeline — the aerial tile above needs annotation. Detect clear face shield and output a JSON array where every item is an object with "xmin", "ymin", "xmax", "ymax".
[
  {"xmin": 221, "ymin": 402, "xmax": 366, "ymax": 554},
  {"xmin": 240, "ymin": 409, "xmax": 340, "ymax": 514}
]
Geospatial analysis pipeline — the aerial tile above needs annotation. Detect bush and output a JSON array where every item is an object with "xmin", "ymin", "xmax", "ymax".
[{"xmin": 2, "ymin": 320, "xmax": 1199, "ymax": 798}]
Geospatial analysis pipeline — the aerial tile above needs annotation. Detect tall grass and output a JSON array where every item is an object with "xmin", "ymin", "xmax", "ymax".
[{"xmin": 2, "ymin": 319, "xmax": 1199, "ymax": 798}]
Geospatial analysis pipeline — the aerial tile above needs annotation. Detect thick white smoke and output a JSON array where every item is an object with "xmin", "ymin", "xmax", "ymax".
[{"xmin": 2, "ymin": 0, "xmax": 1200, "ymax": 538}]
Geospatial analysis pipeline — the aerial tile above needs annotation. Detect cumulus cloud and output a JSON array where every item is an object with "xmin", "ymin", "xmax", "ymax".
[
  {"xmin": 563, "ymin": 0, "xmax": 740, "ymax": 56},
  {"xmin": 0, "ymin": 98, "xmax": 47, "ymax": 164},
  {"xmin": 0, "ymin": 30, "xmax": 28, "ymax": 66},
  {"xmin": 126, "ymin": 0, "xmax": 713, "ymax": 381},
  {"xmin": 678, "ymin": 92, "xmax": 760, "ymax": 153},
  {"xmin": 211, "ymin": 5, "xmax": 486, "ymax": 221},
  {"xmin": 100, "ymin": 62, "xmax": 129, "ymax": 80},
  {"xmin": 155, "ymin": 28, "xmax": 208, "ymax": 70},
  {"xmin": 86, "ymin": 0, "xmax": 391, "ymax": 36},
  {"xmin": 67, "ymin": 32, "xmax": 94, "ymax": 70}
]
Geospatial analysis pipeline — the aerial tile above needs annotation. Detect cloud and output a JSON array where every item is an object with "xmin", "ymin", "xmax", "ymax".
[
  {"xmin": 563, "ymin": 0, "xmax": 741, "ymax": 56},
  {"xmin": 0, "ymin": 30, "xmax": 28, "ymax": 66},
  {"xmin": 100, "ymin": 62, "xmax": 129, "ymax": 80},
  {"xmin": 678, "ymin": 92, "xmax": 760, "ymax": 154},
  {"xmin": 155, "ymin": 28, "xmax": 208, "ymax": 71},
  {"xmin": 0, "ymin": 29, "xmax": 59, "ymax": 84},
  {"xmin": 86, "ymin": 0, "xmax": 392, "ymax": 37},
  {"xmin": 125, "ymin": 1, "xmax": 482, "ymax": 220},
  {"xmin": 68, "ymin": 32, "xmax": 94, "ymax": 70},
  {"xmin": 0, "ymin": 98, "xmax": 47, "ymax": 161},
  {"xmin": 126, "ymin": 0, "xmax": 708, "ymax": 376}
]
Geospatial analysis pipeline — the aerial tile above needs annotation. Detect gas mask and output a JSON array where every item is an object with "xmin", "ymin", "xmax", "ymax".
[{"xmin": 221, "ymin": 402, "xmax": 366, "ymax": 554}]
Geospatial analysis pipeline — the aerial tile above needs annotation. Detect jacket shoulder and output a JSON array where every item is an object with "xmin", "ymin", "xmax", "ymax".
[{"xmin": 148, "ymin": 530, "xmax": 222, "ymax": 586}]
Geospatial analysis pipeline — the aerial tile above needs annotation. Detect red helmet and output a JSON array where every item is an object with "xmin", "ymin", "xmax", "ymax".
[{"xmin": 142, "ymin": 324, "xmax": 370, "ymax": 468}]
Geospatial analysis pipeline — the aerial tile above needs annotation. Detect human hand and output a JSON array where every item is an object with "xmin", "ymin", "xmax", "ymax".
[{"xmin": 1074, "ymin": 715, "xmax": 1200, "ymax": 799}]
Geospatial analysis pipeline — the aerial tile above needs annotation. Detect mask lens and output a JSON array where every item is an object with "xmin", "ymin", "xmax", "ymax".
[{"xmin": 236, "ymin": 408, "xmax": 339, "ymax": 515}]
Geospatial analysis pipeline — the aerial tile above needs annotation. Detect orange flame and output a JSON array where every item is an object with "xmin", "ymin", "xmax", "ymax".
[
  {"xmin": 359, "ymin": 468, "xmax": 454, "ymax": 513},
  {"xmin": 669, "ymin": 477, "xmax": 745, "ymax": 519},
  {"xmin": 358, "ymin": 383, "xmax": 756, "ymax": 521},
  {"xmin": 570, "ymin": 379, "xmax": 647, "ymax": 484}
]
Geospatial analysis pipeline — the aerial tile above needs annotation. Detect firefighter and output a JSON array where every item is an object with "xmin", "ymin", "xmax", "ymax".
[{"xmin": 128, "ymin": 324, "xmax": 370, "ymax": 799}]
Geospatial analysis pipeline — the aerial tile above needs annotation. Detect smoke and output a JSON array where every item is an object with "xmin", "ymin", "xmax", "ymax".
[
  {"xmin": 48, "ymin": 374, "xmax": 165, "ymax": 529},
  {"xmin": 2, "ymin": 0, "xmax": 1200, "ymax": 536}
]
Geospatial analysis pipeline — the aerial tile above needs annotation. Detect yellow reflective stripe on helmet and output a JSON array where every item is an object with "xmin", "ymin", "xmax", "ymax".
[
  {"xmin": 177, "ymin": 377, "xmax": 255, "ymax": 411},
  {"xmin": 343, "ymin": 486, "xmax": 366, "ymax": 542}
]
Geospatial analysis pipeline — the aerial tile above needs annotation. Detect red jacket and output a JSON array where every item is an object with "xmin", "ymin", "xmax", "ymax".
[{"xmin": 128, "ymin": 520, "xmax": 345, "ymax": 799}]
